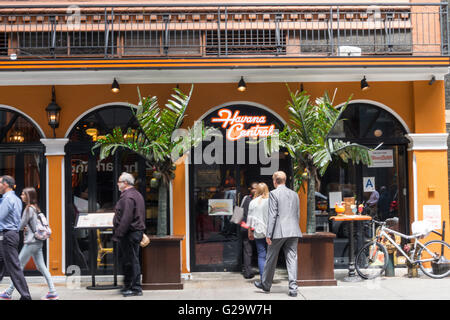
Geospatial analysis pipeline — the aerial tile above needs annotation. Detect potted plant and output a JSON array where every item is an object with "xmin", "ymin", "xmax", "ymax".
[
  {"xmin": 263, "ymin": 86, "xmax": 374, "ymax": 285},
  {"xmin": 93, "ymin": 85, "xmax": 213, "ymax": 289}
]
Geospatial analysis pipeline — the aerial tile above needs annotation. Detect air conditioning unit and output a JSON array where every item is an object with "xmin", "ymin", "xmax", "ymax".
[{"xmin": 338, "ymin": 46, "xmax": 362, "ymax": 56}]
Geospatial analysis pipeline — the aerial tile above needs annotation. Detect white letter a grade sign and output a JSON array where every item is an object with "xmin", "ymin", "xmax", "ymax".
[{"xmin": 363, "ymin": 177, "xmax": 376, "ymax": 192}]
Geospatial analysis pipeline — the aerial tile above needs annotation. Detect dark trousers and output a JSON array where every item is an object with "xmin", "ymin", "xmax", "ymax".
[
  {"xmin": 119, "ymin": 230, "xmax": 143, "ymax": 292},
  {"xmin": 0, "ymin": 231, "xmax": 31, "ymax": 300},
  {"xmin": 241, "ymin": 230, "xmax": 253, "ymax": 277}
]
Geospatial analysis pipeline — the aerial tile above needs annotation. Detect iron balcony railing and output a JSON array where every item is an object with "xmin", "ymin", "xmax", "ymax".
[{"xmin": 0, "ymin": 2, "xmax": 448, "ymax": 60}]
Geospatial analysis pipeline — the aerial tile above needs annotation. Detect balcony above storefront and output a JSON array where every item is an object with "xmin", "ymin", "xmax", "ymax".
[{"xmin": 0, "ymin": 2, "xmax": 448, "ymax": 61}]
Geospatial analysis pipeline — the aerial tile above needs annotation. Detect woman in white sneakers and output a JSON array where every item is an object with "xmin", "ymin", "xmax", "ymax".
[{"xmin": 0, "ymin": 187, "xmax": 58, "ymax": 300}]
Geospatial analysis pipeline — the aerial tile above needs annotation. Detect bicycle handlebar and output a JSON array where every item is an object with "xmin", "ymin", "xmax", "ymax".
[{"xmin": 371, "ymin": 219, "xmax": 386, "ymax": 226}]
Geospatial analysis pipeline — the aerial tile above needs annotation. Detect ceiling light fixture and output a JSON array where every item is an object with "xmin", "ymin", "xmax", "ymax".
[
  {"xmin": 237, "ymin": 76, "xmax": 247, "ymax": 92},
  {"xmin": 429, "ymin": 75, "xmax": 436, "ymax": 85},
  {"xmin": 111, "ymin": 78, "xmax": 120, "ymax": 93},
  {"xmin": 360, "ymin": 76, "xmax": 370, "ymax": 91}
]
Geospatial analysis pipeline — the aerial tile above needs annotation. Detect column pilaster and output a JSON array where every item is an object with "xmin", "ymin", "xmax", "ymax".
[{"xmin": 41, "ymin": 138, "xmax": 69, "ymax": 275}]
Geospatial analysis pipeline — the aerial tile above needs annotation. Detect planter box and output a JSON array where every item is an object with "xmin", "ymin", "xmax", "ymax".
[
  {"xmin": 141, "ymin": 235, "xmax": 184, "ymax": 290},
  {"xmin": 297, "ymin": 232, "xmax": 337, "ymax": 286}
]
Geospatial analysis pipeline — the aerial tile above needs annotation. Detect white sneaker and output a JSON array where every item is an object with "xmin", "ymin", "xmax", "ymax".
[{"xmin": 41, "ymin": 292, "xmax": 59, "ymax": 300}]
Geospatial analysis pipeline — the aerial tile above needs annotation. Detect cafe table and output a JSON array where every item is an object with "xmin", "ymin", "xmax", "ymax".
[{"xmin": 330, "ymin": 214, "xmax": 372, "ymax": 282}]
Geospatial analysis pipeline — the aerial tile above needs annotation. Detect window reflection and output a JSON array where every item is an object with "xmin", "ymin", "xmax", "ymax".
[
  {"xmin": 67, "ymin": 106, "xmax": 161, "ymax": 275},
  {"xmin": 0, "ymin": 109, "xmax": 41, "ymax": 143},
  {"xmin": 321, "ymin": 103, "xmax": 408, "ymax": 268},
  {"xmin": 69, "ymin": 107, "xmax": 138, "ymax": 142}
]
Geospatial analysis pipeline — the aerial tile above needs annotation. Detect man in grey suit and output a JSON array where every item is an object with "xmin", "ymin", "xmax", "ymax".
[{"xmin": 254, "ymin": 171, "xmax": 302, "ymax": 297}]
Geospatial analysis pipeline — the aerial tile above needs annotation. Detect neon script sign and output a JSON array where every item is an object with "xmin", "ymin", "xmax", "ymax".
[{"xmin": 211, "ymin": 108, "xmax": 275, "ymax": 141}]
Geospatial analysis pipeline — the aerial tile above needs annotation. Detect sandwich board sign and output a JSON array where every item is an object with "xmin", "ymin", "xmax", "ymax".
[{"xmin": 363, "ymin": 177, "xmax": 376, "ymax": 192}]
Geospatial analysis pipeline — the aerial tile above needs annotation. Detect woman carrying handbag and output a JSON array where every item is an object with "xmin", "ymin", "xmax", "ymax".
[{"xmin": 0, "ymin": 187, "xmax": 58, "ymax": 300}]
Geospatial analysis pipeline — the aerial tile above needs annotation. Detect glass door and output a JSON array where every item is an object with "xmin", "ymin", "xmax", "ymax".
[
  {"xmin": 66, "ymin": 144, "xmax": 162, "ymax": 275},
  {"xmin": 66, "ymin": 105, "xmax": 165, "ymax": 275},
  {"xmin": 191, "ymin": 163, "xmax": 240, "ymax": 272},
  {"xmin": 321, "ymin": 144, "xmax": 409, "ymax": 267},
  {"xmin": 0, "ymin": 147, "xmax": 45, "ymax": 274},
  {"xmin": 189, "ymin": 103, "xmax": 290, "ymax": 272}
]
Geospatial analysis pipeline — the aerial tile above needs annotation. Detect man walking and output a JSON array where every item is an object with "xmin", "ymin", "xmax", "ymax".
[
  {"xmin": 113, "ymin": 172, "xmax": 146, "ymax": 297},
  {"xmin": 0, "ymin": 175, "xmax": 32, "ymax": 300},
  {"xmin": 254, "ymin": 171, "xmax": 302, "ymax": 297}
]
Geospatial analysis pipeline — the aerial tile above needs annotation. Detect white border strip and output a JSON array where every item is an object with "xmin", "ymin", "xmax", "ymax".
[
  {"xmin": 413, "ymin": 153, "xmax": 418, "ymax": 222},
  {"xmin": 0, "ymin": 67, "xmax": 447, "ymax": 86},
  {"xmin": 185, "ymin": 154, "xmax": 190, "ymax": 273},
  {"xmin": 406, "ymin": 133, "xmax": 449, "ymax": 151}
]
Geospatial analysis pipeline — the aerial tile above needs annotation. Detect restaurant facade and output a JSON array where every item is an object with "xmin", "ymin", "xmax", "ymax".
[{"xmin": 0, "ymin": 1, "xmax": 448, "ymax": 276}]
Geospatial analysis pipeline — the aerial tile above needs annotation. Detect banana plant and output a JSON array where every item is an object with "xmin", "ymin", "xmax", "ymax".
[
  {"xmin": 93, "ymin": 85, "xmax": 214, "ymax": 236},
  {"xmin": 264, "ymin": 85, "xmax": 376, "ymax": 234}
]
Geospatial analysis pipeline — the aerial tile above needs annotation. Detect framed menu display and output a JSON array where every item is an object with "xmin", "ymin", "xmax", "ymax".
[
  {"xmin": 75, "ymin": 212, "xmax": 115, "ymax": 229},
  {"xmin": 208, "ymin": 199, "xmax": 233, "ymax": 216}
]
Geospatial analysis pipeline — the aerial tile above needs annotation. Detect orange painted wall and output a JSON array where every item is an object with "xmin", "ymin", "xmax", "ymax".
[
  {"xmin": 172, "ymin": 160, "xmax": 188, "ymax": 273},
  {"xmin": 413, "ymin": 151, "xmax": 450, "ymax": 243},
  {"xmin": 46, "ymin": 155, "xmax": 64, "ymax": 275},
  {"xmin": 0, "ymin": 81, "xmax": 417, "ymax": 138},
  {"xmin": 413, "ymin": 80, "xmax": 446, "ymax": 133},
  {"xmin": 1, "ymin": 79, "xmax": 446, "ymax": 273}
]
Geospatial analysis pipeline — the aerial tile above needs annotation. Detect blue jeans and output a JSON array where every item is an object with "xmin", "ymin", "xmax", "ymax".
[
  {"xmin": 6, "ymin": 242, "xmax": 56, "ymax": 295},
  {"xmin": 255, "ymin": 238, "xmax": 267, "ymax": 280}
]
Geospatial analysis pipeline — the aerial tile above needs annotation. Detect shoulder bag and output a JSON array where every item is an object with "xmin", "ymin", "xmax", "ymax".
[{"xmin": 230, "ymin": 196, "xmax": 246, "ymax": 224}]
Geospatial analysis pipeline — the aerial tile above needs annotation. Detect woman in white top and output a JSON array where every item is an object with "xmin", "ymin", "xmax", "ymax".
[{"xmin": 247, "ymin": 183, "xmax": 269, "ymax": 280}]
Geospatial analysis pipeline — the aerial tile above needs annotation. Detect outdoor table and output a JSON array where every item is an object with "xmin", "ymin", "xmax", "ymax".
[{"xmin": 330, "ymin": 214, "xmax": 372, "ymax": 282}]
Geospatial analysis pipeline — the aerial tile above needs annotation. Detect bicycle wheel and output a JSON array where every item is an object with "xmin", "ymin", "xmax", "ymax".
[
  {"xmin": 355, "ymin": 241, "xmax": 388, "ymax": 279},
  {"xmin": 417, "ymin": 240, "xmax": 450, "ymax": 279}
]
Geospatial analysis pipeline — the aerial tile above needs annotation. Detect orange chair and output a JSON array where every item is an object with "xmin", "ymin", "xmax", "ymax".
[{"xmin": 96, "ymin": 229, "xmax": 113, "ymax": 267}]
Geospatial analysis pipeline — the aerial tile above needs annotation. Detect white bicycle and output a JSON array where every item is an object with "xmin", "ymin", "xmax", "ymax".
[{"xmin": 355, "ymin": 219, "xmax": 450, "ymax": 279}]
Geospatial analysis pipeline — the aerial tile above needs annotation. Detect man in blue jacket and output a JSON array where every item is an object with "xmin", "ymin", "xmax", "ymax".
[{"xmin": 0, "ymin": 175, "xmax": 31, "ymax": 300}]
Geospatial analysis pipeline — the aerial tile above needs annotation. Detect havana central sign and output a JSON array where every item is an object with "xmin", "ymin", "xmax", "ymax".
[{"xmin": 210, "ymin": 108, "xmax": 275, "ymax": 141}]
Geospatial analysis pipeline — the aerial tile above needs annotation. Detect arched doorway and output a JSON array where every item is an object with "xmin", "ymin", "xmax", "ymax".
[
  {"xmin": 321, "ymin": 102, "xmax": 409, "ymax": 267},
  {"xmin": 0, "ymin": 107, "xmax": 46, "ymax": 275},
  {"xmin": 189, "ymin": 102, "xmax": 291, "ymax": 272},
  {"xmin": 65, "ymin": 105, "xmax": 163, "ymax": 275}
]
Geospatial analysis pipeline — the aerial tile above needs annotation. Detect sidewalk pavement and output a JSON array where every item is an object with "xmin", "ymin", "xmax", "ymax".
[{"xmin": 1, "ymin": 268, "xmax": 450, "ymax": 300}]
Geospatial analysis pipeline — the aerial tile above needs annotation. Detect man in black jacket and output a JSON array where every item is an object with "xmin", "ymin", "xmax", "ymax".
[{"xmin": 113, "ymin": 172, "xmax": 146, "ymax": 297}]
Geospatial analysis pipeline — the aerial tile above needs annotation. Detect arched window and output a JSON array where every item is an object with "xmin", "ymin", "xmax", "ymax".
[
  {"xmin": 189, "ymin": 103, "xmax": 291, "ymax": 272},
  {"xmin": 0, "ymin": 108, "xmax": 42, "ymax": 143},
  {"xmin": 68, "ymin": 106, "xmax": 138, "ymax": 143},
  {"xmin": 0, "ymin": 107, "xmax": 45, "ymax": 275},
  {"xmin": 66, "ymin": 105, "xmax": 159, "ymax": 275},
  {"xmin": 329, "ymin": 102, "xmax": 408, "ymax": 143},
  {"xmin": 320, "ymin": 103, "xmax": 409, "ymax": 268}
]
